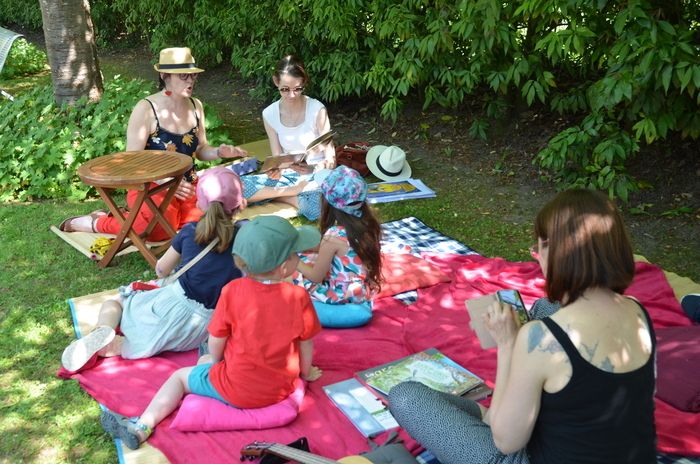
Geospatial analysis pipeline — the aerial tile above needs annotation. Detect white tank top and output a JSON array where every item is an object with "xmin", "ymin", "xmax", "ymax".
[{"xmin": 262, "ymin": 96, "xmax": 328, "ymax": 165}]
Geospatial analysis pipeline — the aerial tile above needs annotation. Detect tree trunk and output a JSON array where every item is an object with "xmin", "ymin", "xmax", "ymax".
[{"xmin": 39, "ymin": 0, "xmax": 103, "ymax": 105}]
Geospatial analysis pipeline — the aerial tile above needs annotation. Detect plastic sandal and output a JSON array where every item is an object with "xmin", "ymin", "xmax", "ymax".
[
  {"xmin": 100, "ymin": 410, "xmax": 152, "ymax": 450},
  {"xmin": 61, "ymin": 326, "xmax": 116, "ymax": 373}
]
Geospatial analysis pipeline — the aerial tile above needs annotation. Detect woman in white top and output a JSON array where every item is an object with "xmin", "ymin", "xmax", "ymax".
[{"xmin": 240, "ymin": 55, "xmax": 335, "ymax": 220}]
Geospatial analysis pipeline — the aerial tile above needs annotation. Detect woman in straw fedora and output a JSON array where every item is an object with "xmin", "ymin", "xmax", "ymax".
[{"xmin": 59, "ymin": 47, "xmax": 248, "ymax": 241}]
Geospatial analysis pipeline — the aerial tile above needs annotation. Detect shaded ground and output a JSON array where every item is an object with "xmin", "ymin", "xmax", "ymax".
[{"xmin": 85, "ymin": 43, "xmax": 700, "ymax": 282}]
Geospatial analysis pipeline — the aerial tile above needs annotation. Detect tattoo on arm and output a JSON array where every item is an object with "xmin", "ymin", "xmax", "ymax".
[{"xmin": 528, "ymin": 323, "xmax": 563, "ymax": 354}]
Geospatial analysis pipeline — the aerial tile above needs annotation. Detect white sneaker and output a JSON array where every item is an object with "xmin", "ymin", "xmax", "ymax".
[{"xmin": 61, "ymin": 326, "xmax": 116, "ymax": 372}]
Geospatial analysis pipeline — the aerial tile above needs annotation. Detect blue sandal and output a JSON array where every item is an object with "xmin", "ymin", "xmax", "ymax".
[{"xmin": 100, "ymin": 409, "xmax": 152, "ymax": 450}]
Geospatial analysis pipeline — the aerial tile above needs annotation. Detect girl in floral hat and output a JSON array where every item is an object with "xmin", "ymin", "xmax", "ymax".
[{"xmin": 295, "ymin": 165, "xmax": 382, "ymax": 326}]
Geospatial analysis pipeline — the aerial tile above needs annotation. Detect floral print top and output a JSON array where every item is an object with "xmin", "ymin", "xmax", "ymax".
[
  {"xmin": 296, "ymin": 225, "xmax": 370, "ymax": 304},
  {"xmin": 144, "ymin": 97, "xmax": 199, "ymax": 182}
]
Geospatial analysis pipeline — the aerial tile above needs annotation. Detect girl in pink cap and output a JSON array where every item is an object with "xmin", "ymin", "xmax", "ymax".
[{"xmin": 61, "ymin": 167, "xmax": 247, "ymax": 372}]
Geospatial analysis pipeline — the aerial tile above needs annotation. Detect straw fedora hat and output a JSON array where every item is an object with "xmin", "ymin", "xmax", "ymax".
[
  {"xmin": 366, "ymin": 145, "xmax": 411, "ymax": 181},
  {"xmin": 153, "ymin": 47, "xmax": 204, "ymax": 74}
]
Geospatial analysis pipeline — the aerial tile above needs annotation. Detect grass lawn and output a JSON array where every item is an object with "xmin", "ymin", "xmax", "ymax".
[{"xmin": 1, "ymin": 65, "xmax": 698, "ymax": 462}]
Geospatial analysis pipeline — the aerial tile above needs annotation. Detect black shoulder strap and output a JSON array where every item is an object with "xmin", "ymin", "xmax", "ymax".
[
  {"xmin": 540, "ymin": 317, "xmax": 583, "ymax": 366},
  {"xmin": 629, "ymin": 298, "xmax": 657, "ymax": 350},
  {"xmin": 189, "ymin": 97, "xmax": 200, "ymax": 129},
  {"xmin": 144, "ymin": 98, "xmax": 160, "ymax": 129}
]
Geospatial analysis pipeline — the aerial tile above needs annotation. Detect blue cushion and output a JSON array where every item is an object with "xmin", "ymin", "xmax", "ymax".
[{"xmin": 313, "ymin": 301, "xmax": 372, "ymax": 328}]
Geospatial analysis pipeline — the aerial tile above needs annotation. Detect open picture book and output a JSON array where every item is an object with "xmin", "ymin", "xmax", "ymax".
[
  {"xmin": 260, "ymin": 130, "xmax": 337, "ymax": 172},
  {"xmin": 355, "ymin": 348, "xmax": 489, "ymax": 398}
]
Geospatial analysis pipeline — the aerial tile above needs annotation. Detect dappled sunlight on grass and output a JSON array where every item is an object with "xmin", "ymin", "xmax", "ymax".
[
  {"xmin": 0, "ymin": 70, "xmax": 51, "ymax": 94},
  {"xmin": 0, "ymin": 201, "xmax": 142, "ymax": 461}
]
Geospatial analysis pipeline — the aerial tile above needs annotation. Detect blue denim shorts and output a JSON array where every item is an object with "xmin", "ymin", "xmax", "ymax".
[{"xmin": 187, "ymin": 363, "xmax": 232, "ymax": 406}]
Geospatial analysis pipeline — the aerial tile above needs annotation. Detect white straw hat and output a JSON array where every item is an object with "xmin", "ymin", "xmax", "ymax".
[
  {"xmin": 366, "ymin": 145, "xmax": 411, "ymax": 181},
  {"xmin": 153, "ymin": 47, "xmax": 204, "ymax": 74}
]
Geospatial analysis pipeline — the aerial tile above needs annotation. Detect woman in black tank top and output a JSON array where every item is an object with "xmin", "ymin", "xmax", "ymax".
[
  {"xmin": 389, "ymin": 189, "xmax": 656, "ymax": 464},
  {"xmin": 58, "ymin": 47, "xmax": 249, "ymax": 238}
]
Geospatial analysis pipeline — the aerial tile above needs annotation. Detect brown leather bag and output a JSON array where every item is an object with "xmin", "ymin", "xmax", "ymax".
[{"xmin": 336, "ymin": 141, "xmax": 371, "ymax": 177}]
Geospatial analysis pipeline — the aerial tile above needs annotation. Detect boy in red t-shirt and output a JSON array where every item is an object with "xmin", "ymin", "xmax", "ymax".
[{"xmin": 99, "ymin": 216, "xmax": 323, "ymax": 449}]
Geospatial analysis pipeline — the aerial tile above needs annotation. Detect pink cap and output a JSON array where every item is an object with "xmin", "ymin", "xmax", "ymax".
[{"xmin": 196, "ymin": 167, "xmax": 244, "ymax": 216}]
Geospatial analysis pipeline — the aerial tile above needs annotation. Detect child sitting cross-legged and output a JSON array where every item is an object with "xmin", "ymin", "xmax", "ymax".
[
  {"xmin": 100, "ymin": 215, "xmax": 324, "ymax": 449},
  {"xmin": 294, "ymin": 165, "xmax": 382, "ymax": 327}
]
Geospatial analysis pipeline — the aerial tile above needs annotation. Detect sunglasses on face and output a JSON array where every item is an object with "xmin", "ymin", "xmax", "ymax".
[
  {"xmin": 279, "ymin": 86, "xmax": 304, "ymax": 94},
  {"xmin": 177, "ymin": 73, "xmax": 198, "ymax": 82}
]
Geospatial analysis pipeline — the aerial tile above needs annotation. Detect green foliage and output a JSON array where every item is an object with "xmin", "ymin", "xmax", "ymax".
[
  {"xmin": 0, "ymin": 38, "xmax": 48, "ymax": 78},
  {"xmin": 4, "ymin": 0, "xmax": 700, "ymax": 200},
  {"xmin": 0, "ymin": 0, "xmax": 42, "ymax": 29},
  {"xmin": 0, "ymin": 74, "xmax": 236, "ymax": 202},
  {"xmin": 536, "ymin": 113, "xmax": 639, "ymax": 201},
  {"xmin": 0, "ymin": 76, "xmax": 148, "ymax": 201}
]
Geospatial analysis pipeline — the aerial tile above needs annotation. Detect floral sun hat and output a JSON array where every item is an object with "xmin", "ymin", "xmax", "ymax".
[{"xmin": 321, "ymin": 165, "xmax": 367, "ymax": 217}]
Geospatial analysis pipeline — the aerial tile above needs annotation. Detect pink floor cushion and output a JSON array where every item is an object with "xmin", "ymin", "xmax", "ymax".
[
  {"xmin": 377, "ymin": 253, "xmax": 451, "ymax": 298},
  {"xmin": 170, "ymin": 379, "xmax": 305, "ymax": 432},
  {"xmin": 656, "ymin": 326, "xmax": 700, "ymax": 413}
]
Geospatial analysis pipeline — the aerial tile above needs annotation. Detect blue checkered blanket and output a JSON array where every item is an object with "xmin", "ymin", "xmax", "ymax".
[{"xmin": 380, "ymin": 217, "xmax": 699, "ymax": 464}]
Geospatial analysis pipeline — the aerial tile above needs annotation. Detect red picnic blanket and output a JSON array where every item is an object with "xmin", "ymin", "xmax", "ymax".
[{"xmin": 60, "ymin": 254, "xmax": 700, "ymax": 462}]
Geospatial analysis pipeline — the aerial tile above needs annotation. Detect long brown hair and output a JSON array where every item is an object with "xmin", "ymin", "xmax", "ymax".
[
  {"xmin": 319, "ymin": 199, "xmax": 383, "ymax": 293},
  {"xmin": 194, "ymin": 201, "xmax": 236, "ymax": 253},
  {"xmin": 534, "ymin": 189, "xmax": 634, "ymax": 305}
]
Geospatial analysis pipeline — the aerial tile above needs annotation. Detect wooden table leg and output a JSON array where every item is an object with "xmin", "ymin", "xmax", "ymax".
[
  {"xmin": 142, "ymin": 177, "xmax": 180, "ymax": 239},
  {"xmin": 95, "ymin": 187, "xmax": 147, "ymax": 268},
  {"xmin": 95, "ymin": 177, "xmax": 184, "ymax": 268}
]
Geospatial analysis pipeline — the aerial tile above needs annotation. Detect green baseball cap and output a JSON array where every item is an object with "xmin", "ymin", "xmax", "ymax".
[{"xmin": 232, "ymin": 216, "xmax": 321, "ymax": 274}]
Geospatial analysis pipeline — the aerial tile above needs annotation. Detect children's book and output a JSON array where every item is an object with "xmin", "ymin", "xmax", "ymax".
[
  {"xmin": 323, "ymin": 378, "xmax": 399, "ymax": 438},
  {"xmin": 366, "ymin": 178, "xmax": 436, "ymax": 204},
  {"xmin": 355, "ymin": 348, "xmax": 487, "ymax": 398}
]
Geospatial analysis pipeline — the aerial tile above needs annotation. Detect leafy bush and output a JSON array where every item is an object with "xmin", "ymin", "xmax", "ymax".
[
  {"xmin": 0, "ymin": 74, "xmax": 240, "ymax": 202},
  {"xmin": 0, "ymin": 0, "xmax": 42, "ymax": 30},
  {"xmin": 4, "ymin": 0, "xmax": 700, "ymax": 199},
  {"xmin": 1, "ymin": 38, "xmax": 48, "ymax": 78},
  {"xmin": 0, "ymin": 76, "xmax": 147, "ymax": 201}
]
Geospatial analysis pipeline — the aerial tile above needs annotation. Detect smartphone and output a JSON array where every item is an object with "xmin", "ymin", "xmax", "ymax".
[{"xmin": 496, "ymin": 289, "xmax": 530, "ymax": 325}]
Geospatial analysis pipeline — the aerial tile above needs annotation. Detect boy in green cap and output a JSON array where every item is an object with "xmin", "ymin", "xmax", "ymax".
[{"xmin": 100, "ymin": 216, "xmax": 323, "ymax": 449}]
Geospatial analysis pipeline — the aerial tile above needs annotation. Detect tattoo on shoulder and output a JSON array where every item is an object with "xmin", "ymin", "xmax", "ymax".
[
  {"xmin": 581, "ymin": 341, "xmax": 599, "ymax": 361},
  {"xmin": 600, "ymin": 357, "xmax": 614, "ymax": 372},
  {"xmin": 527, "ymin": 323, "xmax": 563, "ymax": 354}
]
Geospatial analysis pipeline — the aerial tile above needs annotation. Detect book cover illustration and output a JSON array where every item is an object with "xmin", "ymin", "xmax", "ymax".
[
  {"xmin": 323, "ymin": 378, "xmax": 398, "ymax": 438},
  {"xmin": 356, "ymin": 348, "xmax": 483, "ymax": 396},
  {"xmin": 366, "ymin": 178, "xmax": 436, "ymax": 204}
]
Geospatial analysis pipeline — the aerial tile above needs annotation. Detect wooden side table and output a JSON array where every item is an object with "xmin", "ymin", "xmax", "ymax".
[{"xmin": 77, "ymin": 150, "xmax": 193, "ymax": 268}]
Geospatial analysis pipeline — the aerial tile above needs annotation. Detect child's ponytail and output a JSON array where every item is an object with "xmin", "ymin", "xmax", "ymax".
[{"xmin": 194, "ymin": 201, "xmax": 235, "ymax": 253}]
